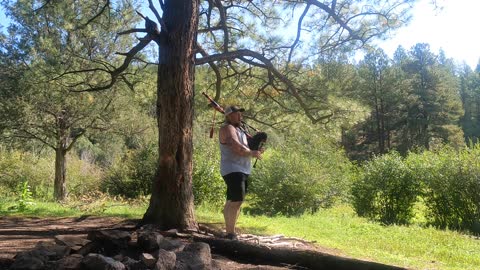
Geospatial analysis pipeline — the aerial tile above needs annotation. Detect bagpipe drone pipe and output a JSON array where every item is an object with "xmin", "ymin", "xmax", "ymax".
[{"xmin": 202, "ymin": 92, "xmax": 267, "ymax": 152}]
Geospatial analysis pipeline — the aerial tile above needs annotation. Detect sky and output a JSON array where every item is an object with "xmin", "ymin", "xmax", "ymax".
[
  {"xmin": 377, "ymin": 0, "xmax": 480, "ymax": 69},
  {"xmin": 0, "ymin": 0, "xmax": 479, "ymax": 69}
]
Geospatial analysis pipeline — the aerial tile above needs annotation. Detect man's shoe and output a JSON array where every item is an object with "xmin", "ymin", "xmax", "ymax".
[{"xmin": 225, "ymin": 233, "xmax": 238, "ymax": 240}]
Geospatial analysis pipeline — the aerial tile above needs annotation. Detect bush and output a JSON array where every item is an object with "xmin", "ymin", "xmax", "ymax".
[
  {"xmin": 407, "ymin": 146, "xmax": 480, "ymax": 233},
  {"xmin": 190, "ymin": 127, "xmax": 354, "ymax": 215},
  {"xmin": 16, "ymin": 180, "xmax": 35, "ymax": 212},
  {"xmin": 352, "ymin": 151, "xmax": 421, "ymax": 225},
  {"xmin": 192, "ymin": 138, "xmax": 225, "ymax": 208},
  {"xmin": 0, "ymin": 147, "xmax": 104, "ymax": 200},
  {"xmin": 67, "ymin": 155, "xmax": 104, "ymax": 197},
  {"xmin": 247, "ymin": 137, "xmax": 354, "ymax": 217},
  {"xmin": 100, "ymin": 131, "xmax": 227, "ymax": 205},
  {"xmin": 102, "ymin": 143, "xmax": 157, "ymax": 198},
  {"xmin": 353, "ymin": 146, "xmax": 480, "ymax": 233},
  {"xmin": 101, "ymin": 136, "xmax": 228, "ymax": 204},
  {"xmin": 0, "ymin": 148, "xmax": 53, "ymax": 198}
]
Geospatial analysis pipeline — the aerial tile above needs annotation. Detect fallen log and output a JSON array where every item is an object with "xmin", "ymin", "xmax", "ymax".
[{"xmin": 191, "ymin": 233, "xmax": 409, "ymax": 270}]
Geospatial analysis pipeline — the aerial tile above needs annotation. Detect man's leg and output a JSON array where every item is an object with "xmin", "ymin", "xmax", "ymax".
[
  {"xmin": 224, "ymin": 200, "xmax": 243, "ymax": 234},
  {"xmin": 223, "ymin": 172, "xmax": 246, "ymax": 237},
  {"xmin": 223, "ymin": 200, "xmax": 231, "ymax": 233}
]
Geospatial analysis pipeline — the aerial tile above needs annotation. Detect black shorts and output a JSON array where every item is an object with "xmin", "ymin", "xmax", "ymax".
[{"xmin": 222, "ymin": 172, "xmax": 249, "ymax": 202}]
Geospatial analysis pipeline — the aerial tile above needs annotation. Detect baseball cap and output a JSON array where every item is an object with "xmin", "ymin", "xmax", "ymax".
[{"xmin": 224, "ymin": 105, "xmax": 245, "ymax": 116}]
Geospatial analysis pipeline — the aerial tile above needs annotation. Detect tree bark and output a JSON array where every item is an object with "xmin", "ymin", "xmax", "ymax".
[
  {"xmin": 141, "ymin": 0, "xmax": 199, "ymax": 230},
  {"xmin": 191, "ymin": 234, "xmax": 408, "ymax": 270},
  {"xmin": 54, "ymin": 147, "xmax": 67, "ymax": 201}
]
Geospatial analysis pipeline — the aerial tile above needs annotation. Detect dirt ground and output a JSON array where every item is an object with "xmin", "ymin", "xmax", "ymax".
[
  {"xmin": 0, "ymin": 216, "xmax": 301, "ymax": 269},
  {"xmin": 0, "ymin": 216, "xmax": 411, "ymax": 270},
  {"xmin": 0, "ymin": 216, "xmax": 133, "ymax": 268}
]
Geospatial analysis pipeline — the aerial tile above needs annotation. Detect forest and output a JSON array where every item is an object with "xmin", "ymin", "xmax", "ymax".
[{"xmin": 1, "ymin": 1, "xmax": 479, "ymax": 270}]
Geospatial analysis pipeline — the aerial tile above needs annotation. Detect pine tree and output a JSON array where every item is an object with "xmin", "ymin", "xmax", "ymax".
[{"xmin": 0, "ymin": 0, "xmax": 139, "ymax": 201}]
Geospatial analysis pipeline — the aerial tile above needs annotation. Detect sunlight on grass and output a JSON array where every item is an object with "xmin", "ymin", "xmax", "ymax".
[
  {"xmin": 101, "ymin": 202, "xmax": 145, "ymax": 219},
  {"xmin": 0, "ymin": 198, "xmax": 146, "ymax": 219},
  {"xmin": 0, "ymin": 200, "xmax": 77, "ymax": 217},
  {"xmin": 195, "ymin": 204, "xmax": 480, "ymax": 270}
]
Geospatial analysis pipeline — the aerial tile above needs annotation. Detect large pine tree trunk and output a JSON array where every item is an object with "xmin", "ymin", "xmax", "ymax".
[
  {"xmin": 141, "ymin": 0, "xmax": 199, "ymax": 230},
  {"xmin": 54, "ymin": 147, "xmax": 67, "ymax": 201}
]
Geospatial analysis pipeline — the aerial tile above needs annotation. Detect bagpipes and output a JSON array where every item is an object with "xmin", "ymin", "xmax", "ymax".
[{"xmin": 202, "ymin": 92, "xmax": 267, "ymax": 166}]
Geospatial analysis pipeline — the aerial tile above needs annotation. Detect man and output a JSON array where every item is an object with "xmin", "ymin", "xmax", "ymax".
[{"xmin": 219, "ymin": 105, "xmax": 263, "ymax": 240}]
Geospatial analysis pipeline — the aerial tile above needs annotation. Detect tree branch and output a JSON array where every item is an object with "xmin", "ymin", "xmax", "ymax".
[
  {"xmin": 213, "ymin": 0, "xmax": 229, "ymax": 53},
  {"xmin": 288, "ymin": 3, "xmax": 310, "ymax": 64},
  {"xmin": 75, "ymin": 0, "xmax": 110, "ymax": 30},
  {"xmin": 117, "ymin": 28, "xmax": 148, "ymax": 36},
  {"xmin": 148, "ymin": 0, "xmax": 168, "ymax": 33},
  {"xmin": 196, "ymin": 49, "xmax": 333, "ymax": 123},
  {"xmin": 16, "ymin": 128, "xmax": 56, "ymax": 150},
  {"xmin": 307, "ymin": 0, "xmax": 361, "ymax": 40},
  {"xmin": 196, "ymin": 43, "xmax": 222, "ymax": 100},
  {"xmin": 70, "ymin": 38, "xmax": 152, "ymax": 92}
]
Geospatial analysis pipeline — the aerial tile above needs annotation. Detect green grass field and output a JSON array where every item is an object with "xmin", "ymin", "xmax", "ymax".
[
  {"xmin": 1, "ymin": 199, "xmax": 478, "ymax": 270},
  {"xmin": 196, "ymin": 204, "xmax": 480, "ymax": 270}
]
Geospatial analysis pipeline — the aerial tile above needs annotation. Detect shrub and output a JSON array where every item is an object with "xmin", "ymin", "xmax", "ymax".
[
  {"xmin": 192, "ymin": 138, "xmax": 225, "ymax": 208},
  {"xmin": 0, "ymin": 147, "xmax": 103, "ymax": 200},
  {"xmin": 353, "ymin": 146, "xmax": 480, "ymax": 233},
  {"xmin": 0, "ymin": 149, "xmax": 53, "ymax": 198},
  {"xmin": 67, "ymin": 155, "xmax": 104, "ymax": 197},
  {"xmin": 16, "ymin": 181, "xmax": 35, "ymax": 212},
  {"xmin": 102, "ymin": 143, "xmax": 157, "ymax": 198},
  {"xmin": 352, "ymin": 151, "xmax": 421, "ymax": 225},
  {"xmin": 100, "ymin": 132, "xmax": 227, "ymax": 205},
  {"xmin": 408, "ymin": 146, "xmax": 480, "ymax": 233},
  {"xmin": 247, "ymin": 137, "xmax": 354, "ymax": 217}
]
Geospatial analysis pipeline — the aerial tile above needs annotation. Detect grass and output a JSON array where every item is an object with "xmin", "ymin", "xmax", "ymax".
[
  {"xmin": 0, "ymin": 196, "xmax": 146, "ymax": 219},
  {"xmin": 1, "ymin": 198, "xmax": 478, "ymax": 270},
  {"xmin": 196, "ymin": 204, "xmax": 480, "ymax": 270}
]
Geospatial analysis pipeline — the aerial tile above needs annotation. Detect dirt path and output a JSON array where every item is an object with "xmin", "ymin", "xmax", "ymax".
[
  {"xmin": 0, "ymin": 216, "xmax": 291, "ymax": 269},
  {"xmin": 0, "ymin": 216, "xmax": 137, "ymax": 261}
]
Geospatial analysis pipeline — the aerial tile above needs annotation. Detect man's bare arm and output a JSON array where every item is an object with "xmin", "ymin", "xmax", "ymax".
[{"xmin": 220, "ymin": 125, "xmax": 261, "ymax": 158}]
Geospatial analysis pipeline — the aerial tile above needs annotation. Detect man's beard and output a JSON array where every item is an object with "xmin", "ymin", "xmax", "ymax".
[{"xmin": 227, "ymin": 119, "xmax": 241, "ymax": 127}]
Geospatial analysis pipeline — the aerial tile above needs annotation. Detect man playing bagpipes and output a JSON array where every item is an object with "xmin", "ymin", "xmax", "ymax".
[{"xmin": 202, "ymin": 93, "xmax": 267, "ymax": 240}]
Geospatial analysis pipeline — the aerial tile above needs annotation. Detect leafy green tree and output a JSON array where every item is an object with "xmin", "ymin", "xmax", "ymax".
[
  {"xmin": 0, "ymin": 0, "xmax": 139, "ymax": 201},
  {"xmin": 344, "ymin": 44, "xmax": 464, "ymax": 158},
  {"xmin": 459, "ymin": 64, "xmax": 480, "ymax": 143},
  {"xmin": 0, "ymin": 40, "xmax": 21, "ymax": 135},
  {"xmin": 399, "ymin": 43, "xmax": 464, "ymax": 150},
  {"xmin": 343, "ymin": 48, "xmax": 408, "ymax": 159},
  {"xmin": 357, "ymin": 49, "xmax": 396, "ymax": 153}
]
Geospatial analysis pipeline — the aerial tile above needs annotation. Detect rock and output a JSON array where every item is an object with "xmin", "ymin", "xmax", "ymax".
[
  {"xmin": 74, "ymin": 241, "xmax": 100, "ymax": 256},
  {"xmin": 122, "ymin": 257, "xmax": 149, "ymax": 270},
  {"xmin": 88, "ymin": 230, "xmax": 131, "ymax": 246},
  {"xmin": 54, "ymin": 254, "xmax": 83, "ymax": 270},
  {"xmin": 154, "ymin": 249, "xmax": 176, "ymax": 270},
  {"xmin": 175, "ymin": 242, "xmax": 211, "ymax": 270},
  {"xmin": 87, "ymin": 230, "xmax": 132, "ymax": 256},
  {"xmin": 113, "ymin": 254, "xmax": 124, "ymax": 261},
  {"xmin": 55, "ymin": 235, "xmax": 91, "ymax": 248},
  {"xmin": 10, "ymin": 247, "xmax": 54, "ymax": 270},
  {"xmin": 158, "ymin": 238, "xmax": 185, "ymax": 252},
  {"xmin": 81, "ymin": 253, "xmax": 126, "ymax": 270},
  {"xmin": 137, "ymin": 230, "xmax": 165, "ymax": 252},
  {"xmin": 140, "ymin": 253, "xmax": 157, "ymax": 267},
  {"xmin": 9, "ymin": 253, "xmax": 44, "ymax": 270},
  {"xmin": 34, "ymin": 241, "xmax": 71, "ymax": 260}
]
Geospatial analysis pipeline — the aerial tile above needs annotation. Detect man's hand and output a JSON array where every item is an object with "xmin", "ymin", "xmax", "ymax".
[{"xmin": 250, "ymin": 150, "xmax": 262, "ymax": 159}]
